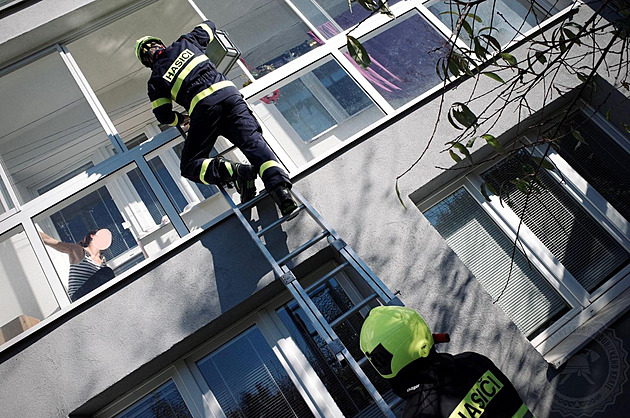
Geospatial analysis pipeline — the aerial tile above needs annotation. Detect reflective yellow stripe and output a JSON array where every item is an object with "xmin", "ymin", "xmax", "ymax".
[
  {"xmin": 171, "ymin": 55, "xmax": 209, "ymax": 100},
  {"xmin": 449, "ymin": 370, "xmax": 504, "ymax": 418},
  {"xmin": 151, "ymin": 97, "xmax": 171, "ymax": 109},
  {"xmin": 198, "ymin": 23, "xmax": 214, "ymax": 43},
  {"xmin": 188, "ymin": 80, "xmax": 236, "ymax": 115},
  {"xmin": 512, "ymin": 403, "xmax": 530, "ymax": 418},
  {"xmin": 168, "ymin": 113, "xmax": 179, "ymax": 127},
  {"xmin": 259, "ymin": 160, "xmax": 281, "ymax": 178},
  {"xmin": 199, "ymin": 158, "xmax": 212, "ymax": 185}
]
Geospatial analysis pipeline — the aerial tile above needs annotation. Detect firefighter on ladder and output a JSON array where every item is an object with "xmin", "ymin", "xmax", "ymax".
[
  {"xmin": 135, "ymin": 21, "xmax": 297, "ymax": 215},
  {"xmin": 360, "ymin": 306, "xmax": 532, "ymax": 418}
]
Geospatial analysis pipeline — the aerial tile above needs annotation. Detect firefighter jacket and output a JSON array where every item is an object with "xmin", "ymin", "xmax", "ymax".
[
  {"xmin": 389, "ymin": 351, "xmax": 531, "ymax": 418},
  {"xmin": 147, "ymin": 20, "xmax": 239, "ymax": 127}
]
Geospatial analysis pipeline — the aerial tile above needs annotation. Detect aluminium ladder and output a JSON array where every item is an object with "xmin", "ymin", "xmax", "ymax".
[{"xmin": 218, "ymin": 183, "xmax": 402, "ymax": 418}]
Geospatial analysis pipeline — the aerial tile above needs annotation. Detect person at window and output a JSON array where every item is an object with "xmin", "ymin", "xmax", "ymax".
[
  {"xmin": 360, "ymin": 306, "xmax": 531, "ymax": 418},
  {"xmin": 135, "ymin": 21, "xmax": 297, "ymax": 215},
  {"xmin": 39, "ymin": 229, "xmax": 115, "ymax": 302}
]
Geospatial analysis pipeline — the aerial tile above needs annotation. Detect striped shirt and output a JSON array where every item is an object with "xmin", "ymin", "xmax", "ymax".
[{"xmin": 68, "ymin": 252, "xmax": 107, "ymax": 298}]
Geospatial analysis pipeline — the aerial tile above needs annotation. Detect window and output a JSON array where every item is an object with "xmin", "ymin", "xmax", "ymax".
[
  {"xmin": 426, "ymin": 0, "xmax": 573, "ymax": 46},
  {"xmin": 249, "ymin": 56, "xmax": 384, "ymax": 167},
  {"xmin": 419, "ymin": 108, "xmax": 630, "ymax": 358},
  {"xmin": 341, "ymin": 10, "xmax": 452, "ymax": 109},
  {"xmin": 195, "ymin": 326, "xmax": 314, "ymax": 418},
  {"xmin": 0, "ymin": 226, "xmax": 60, "ymax": 345},
  {"xmin": 113, "ymin": 379, "xmax": 193, "ymax": 418}
]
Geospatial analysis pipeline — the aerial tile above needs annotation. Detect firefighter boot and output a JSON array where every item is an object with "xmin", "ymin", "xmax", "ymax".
[
  {"xmin": 270, "ymin": 185, "xmax": 297, "ymax": 216},
  {"xmin": 217, "ymin": 157, "xmax": 257, "ymax": 203}
]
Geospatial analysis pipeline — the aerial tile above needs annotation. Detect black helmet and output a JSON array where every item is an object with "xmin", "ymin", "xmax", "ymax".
[{"xmin": 135, "ymin": 36, "xmax": 164, "ymax": 67}]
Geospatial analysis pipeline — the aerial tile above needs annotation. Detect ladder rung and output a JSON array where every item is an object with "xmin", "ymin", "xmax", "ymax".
[
  {"xmin": 330, "ymin": 293, "xmax": 379, "ymax": 328},
  {"xmin": 276, "ymin": 230, "xmax": 330, "ymax": 266},
  {"xmin": 357, "ymin": 356, "xmax": 368, "ymax": 367},
  {"xmin": 237, "ymin": 191, "xmax": 269, "ymax": 211},
  {"xmin": 305, "ymin": 261, "xmax": 350, "ymax": 293},
  {"xmin": 257, "ymin": 205, "xmax": 305, "ymax": 237}
]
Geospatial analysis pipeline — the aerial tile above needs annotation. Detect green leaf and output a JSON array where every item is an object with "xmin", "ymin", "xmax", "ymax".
[
  {"xmin": 357, "ymin": 0, "xmax": 378, "ymax": 12},
  {"xmin": 466, "ymin": 137, "xmax": 477, "ymax": 147},
  {"xmin": 500, "ymin": 53, "xmax": 517, "ymax": 67},
  {"xmin": 395, "ymin": 180, "xmax": 407, "ymax": 210},
  {"xmin": 451, "ymin": 102, "xmax": 478, "ymax": 129},
  {"xmin": 535, "ymin": 51, "xmax": 547, "ymax": 64},
  {"xmin": 347, "ymin": 35, "xmax": 371, "ymax": 68},
  {"xmin": 606, "ymin": 108, "xmax": 611, "ymax": 121},
  {"xmin": 473, "ymin": 38, "xmax": 488, "ymax": 60},
  {"xmin": 482, "ymin": 72, "xmax": 505, "ymax": 84},
  {"xmin": 480, "ymin": 183, "xmax": 491, "ymax": 201},
  {"xmin": 461, "ymin": 20, "xmax": 474, "ymax": 38},
  {"xmin": 465, "ymin": 13, "xmax": 483, "ymax": 23},
  {"xmin": 576, "ymin": 72, "xmax": 588, "ymax": 83},
  {"xmin": 533, "ymin": 156, "xmax": 555, "ymax": 171},
  {"xmin": 480, "ymin": 34, "xmax": 501, "ymax": 52},
  {"xmin": 449, "ymin": 149, "xmax": 462, "ymax": 162},
  {"xmin": 447, "ymin": 111, "xmax": 464, "ymax": 130},
  {"xmin": 486, "ymin": 182, "xmax": 498, "ymax": 196},
  {"xmin": 572, "ymin": 130, "xmax": 587, "ymax": 144},
  {"xmin": 447, "ymin": 57, "xmax": 461, "ymax": 77},
  {"xmin": 513, "ymin": 178, "xmax": 530, "ymax": 194},
  {"xmin": 481, "ymin": 134, "xmax": 505, "ymax": 153},
  {"xmin": 451, "ymin": 142, "xmax": 472, "ymax": 161},
  {"xmin": 622, "ymin": 123, "xmax": 630, "ymax": 134}
]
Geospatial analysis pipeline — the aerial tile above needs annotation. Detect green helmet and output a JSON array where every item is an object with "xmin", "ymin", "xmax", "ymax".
[
  {"xmin": 135, "ymin": 36, "xmax": 164, "ymax": 67},
  {"xmin": 359, "ymin": 306, "xmax": 434, "ymax": 379}
]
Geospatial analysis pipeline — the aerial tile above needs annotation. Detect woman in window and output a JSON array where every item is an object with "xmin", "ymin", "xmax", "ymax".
[{"xmin": 39, "ymin": 229, "xmax": 115, "ymax": 301}]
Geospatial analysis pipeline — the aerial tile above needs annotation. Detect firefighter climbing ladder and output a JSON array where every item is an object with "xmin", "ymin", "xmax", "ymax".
[{"xmin": 218, "ymin": 183, "xmax": 401, "ymax": 417}]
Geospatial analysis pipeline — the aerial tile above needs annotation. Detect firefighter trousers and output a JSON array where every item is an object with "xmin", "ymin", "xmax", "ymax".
[{"xmin": 180, "ymin": 93, "xmax": 291, "ymax": 192}]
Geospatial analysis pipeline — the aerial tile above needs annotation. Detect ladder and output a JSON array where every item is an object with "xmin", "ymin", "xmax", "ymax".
[{"xmin": 219, "ymin": 184, "xmax": 402, "ymax": 417}]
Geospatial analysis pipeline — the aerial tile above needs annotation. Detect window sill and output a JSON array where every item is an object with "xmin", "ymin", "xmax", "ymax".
[{"xmin": 539, "ymin": 281, "xmax": 630, "ymax": 368}]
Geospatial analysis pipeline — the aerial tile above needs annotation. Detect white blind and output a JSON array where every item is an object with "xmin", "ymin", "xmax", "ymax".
[
  {"xmin": 481, "ymin": 152, "xmax": 629, "ymax": 293},
  {"xmin": 424, "ymin": 188, "xmax": 568, "ymax": 338}
]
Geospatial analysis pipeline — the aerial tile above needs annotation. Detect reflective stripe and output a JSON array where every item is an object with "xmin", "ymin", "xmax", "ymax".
[
  {"xmin": 171, "ymin": 55, "xmax": 209, "ymax": 100},
  {"xmin": 259, "ymin": 160, "xmax": 281, "ymax": 178},
  {"xmin": 168, "ymin": 113, "xmax": 179, "ymax": 127},
  {"xmin": 224, "ymin": 161, "xmax": 233, "ymax": 177},
  {"xmin": 188, "ymin": 80, "xmax": 236, "ymax": 115},
  {"xmin": 199, "ymin": 158, "xmax": 212, "ymax": 185},
  {"xmin": 197, "ymin": 23, "xmax": 214, "ymax": 43},
  {"xmin": 152, "ymin": 97, "xmax": 171, "ymax": 109},
  {"xmin": 512, "ymin": 403, "xmax": 531, "ymax": 418},
  {"xmin": 449, "ymin": 370, "xmax": 504, "ymax": 418}
]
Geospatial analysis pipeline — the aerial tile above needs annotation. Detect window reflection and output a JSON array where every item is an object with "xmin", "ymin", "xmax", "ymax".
[
  {"xmin": 196, "ymin": 326, "xmax": 314, "ymax": 417},
  {"xmin": 250, "ymin": 57, "xmax": 383, "ymax": 167},
  {"xmin": 194, "ymin": 0, "xmax": 320, "ymax": 80},
  {"xmin": 342, "ymin": 10, "xmax": 451, "ymax": 109},
  {"xmin": 0, "ymin": 52, "xmax": 113, "ymax": 206},
  {"xmin": 0, "ymin": 227, "xmax": 59, "ymax": 345},
  {"xmin": 114, "ymin": 379, "xmax": 192, "ymax": 418}
]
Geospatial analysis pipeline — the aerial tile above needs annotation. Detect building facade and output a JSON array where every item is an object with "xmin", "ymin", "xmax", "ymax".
[{"xmin": 0, "ymin": 0, "xmax": 629, "ymax": 416}]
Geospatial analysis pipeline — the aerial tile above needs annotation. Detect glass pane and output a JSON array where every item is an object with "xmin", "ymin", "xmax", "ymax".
[
  {"xmin": 481, "ymin": 151, "xmax": 630, "ymax": 293},
  {"xmin": 341, "ymin": 10, "xmax": 451, "ymax": 109},
  {"xmin": 145, "ymin": 137, "xmax": 244, "ymax": 232},
  {"xmin": 114, "ymin": 379, "xmax": 192, "ymax": 418},
  {"xmin": 194, "ymin": 0, "xmax": 321, "ymax": 80},
  {"xmin": 34, "ymin": 163, "xmax": 179, "ymax": 302},
  {"xmin": 426, "ymin": 0, "xmax": 570, "ymax": 46},
  {"xmin": 277, "ymin": 276, "xmax": 394, "ymax": 417},
  {"xmin": 0, "ymin": 52, "xmax": 113, "ymax": 205},
  {"xmin": 67, "ymin": 0, "xmax": 200, "ymax": 147},
  {"xmin": 0, "ymin": 173, "xmax": 15, "ymax": 217},
  {"xmin": 249, "ymin": 56, "xmax": 384, "ymax": 166},
  {"xmin": 424, "ymin": 188, "xmax": 570, "ymax": 338},
  {"xmin": 552, "ymin": 111, "xmax": 630, "ymax": 222},
  {"xmin": 291, "ymin": 0, "xmax": 402, "ymax": 37},
  {"xmin": 0, "ymin": 227, "xmax": 60, "ymax": 345},
  {"xmin": 196, "ymin": 326, "xmax": 314, "ymax": 418}
]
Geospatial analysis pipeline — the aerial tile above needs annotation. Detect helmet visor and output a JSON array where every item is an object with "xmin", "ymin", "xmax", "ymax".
[{"xmin": 365, "ymin": 343, "xmax": 393, "ymax": 376}]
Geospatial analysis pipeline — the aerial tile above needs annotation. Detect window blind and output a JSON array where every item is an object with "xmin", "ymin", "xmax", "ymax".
[
  {"xmin": 424, "ymin": 188, "xmax": 569, "ymax": 338},
  {"xmin": 481, "ymin": 152, "xmax": 629, "ymax": 293}
]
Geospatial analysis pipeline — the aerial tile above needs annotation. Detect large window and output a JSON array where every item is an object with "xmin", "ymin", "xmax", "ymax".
[{"xmin": 420, "ymin": 108, "xmax": 630, "ymax": 357}]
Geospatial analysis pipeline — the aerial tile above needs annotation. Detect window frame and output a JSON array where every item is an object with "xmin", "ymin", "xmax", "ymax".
[{"xmin": 418, "ymin": 105, "xmax": 630, "ymax": 365}]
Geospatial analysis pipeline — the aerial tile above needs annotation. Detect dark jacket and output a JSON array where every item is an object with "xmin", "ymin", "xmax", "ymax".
[
  {"xmin": 390, "ymin": 351, "xmax": 529, "ymax": 418},
  {"xmin": 147, "ymin": 20, "xmax": 239, "ymax": 126}
]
